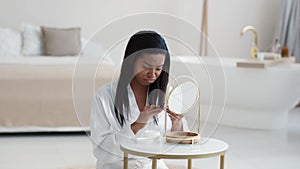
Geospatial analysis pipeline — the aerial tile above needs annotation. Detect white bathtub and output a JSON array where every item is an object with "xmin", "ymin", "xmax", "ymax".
[{"xmin": 171, "ymin": 56, "xmax": 300, "ymax": 130}]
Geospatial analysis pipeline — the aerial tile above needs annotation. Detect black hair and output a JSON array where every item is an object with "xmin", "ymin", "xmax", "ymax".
[{"xmin": 114, "ymin": 30, "xmax": 170, "ymax": 127}]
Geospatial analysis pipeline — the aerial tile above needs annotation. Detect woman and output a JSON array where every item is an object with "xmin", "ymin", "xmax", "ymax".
[{"xmin": 91, "ymin": 30, "xmax": 188, "ymax": 169}]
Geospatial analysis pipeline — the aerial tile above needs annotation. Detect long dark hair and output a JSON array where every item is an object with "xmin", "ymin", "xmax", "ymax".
[{"xmin": 114, "ymin": 30, "xmax": 170, "ymax": 127}]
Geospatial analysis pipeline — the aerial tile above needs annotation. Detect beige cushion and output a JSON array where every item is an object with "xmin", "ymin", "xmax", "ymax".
[{"xmin": 42, "ymin": 26, "xmax": 81, "ymax": 56}]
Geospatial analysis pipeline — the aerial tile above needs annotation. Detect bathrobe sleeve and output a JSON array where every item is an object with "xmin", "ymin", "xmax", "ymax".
[{"xmin": 90, "ymin": 84, "xmax": 136, "ymax": 165}]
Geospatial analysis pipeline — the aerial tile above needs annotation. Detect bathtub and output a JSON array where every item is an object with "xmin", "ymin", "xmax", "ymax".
[{"xmin": 170, "ymin": 56, "xmax": 300, "ymax": 130}]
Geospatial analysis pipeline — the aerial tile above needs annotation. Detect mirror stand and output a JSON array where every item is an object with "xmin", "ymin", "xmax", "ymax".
[{"xmin": 164, "ymin": 76, "xmax": 201, "ymax": 144}]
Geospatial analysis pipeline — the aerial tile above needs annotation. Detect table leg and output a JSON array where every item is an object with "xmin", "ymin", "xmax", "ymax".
[
  {"xmin": 188, "ymin": 159, "xmax": 192, "ymax": 169},
  {"xmin": 220, "ymin": 155, "xmax": 225, "ymax": 169},
  {"xmin": 152, "ymin": 158, "xmax": 157, "ymax": 169},
  {"xmin": 123, "ymin": 152, "xmax": 128, "ymax": 169}
]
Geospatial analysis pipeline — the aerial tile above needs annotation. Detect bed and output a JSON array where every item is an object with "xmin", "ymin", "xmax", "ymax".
[{"xmin": 0, "ymin": 56, "xmax": 118, "ymax": 132}]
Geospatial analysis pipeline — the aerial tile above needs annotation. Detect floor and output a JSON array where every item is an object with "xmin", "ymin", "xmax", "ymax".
[
  {"xmin": 0, "ymin": 108, "xmax": 299, "ymax": 169},
  {"xmin": 166, "ymin": 107, "xmax": 300, "ymax": 169}
]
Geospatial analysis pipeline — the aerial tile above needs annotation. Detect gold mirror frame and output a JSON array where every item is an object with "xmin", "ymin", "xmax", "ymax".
[{"xmin": 164, "ymin": 76, "xmax": 201, "ymax": 140}]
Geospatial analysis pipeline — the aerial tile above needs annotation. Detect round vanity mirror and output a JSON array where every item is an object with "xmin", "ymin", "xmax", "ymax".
[
  {"xmin": 165, "ymin": 76, "xmax": 201, "ymax": 144},
  {"xmin": 166, "ymin": 80, "xmax": 199, "ymax": 114}
]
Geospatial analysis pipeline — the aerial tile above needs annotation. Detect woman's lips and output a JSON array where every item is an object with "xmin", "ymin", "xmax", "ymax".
[{"xmin": 145, "ymin": 78, "xmax": 156, "ymax": 83}]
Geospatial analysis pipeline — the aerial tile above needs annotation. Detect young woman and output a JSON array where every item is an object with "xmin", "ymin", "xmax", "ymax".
[{"xmin": 91, "ymin": 30, "xmax": 188, "ymax": 169}]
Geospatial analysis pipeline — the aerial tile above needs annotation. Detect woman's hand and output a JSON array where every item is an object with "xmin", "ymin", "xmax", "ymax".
[
  {"xmin": 131, "ymin": 105, "xmax": 163, "ymax": 134},
  {"xmin": 166, "ymin": 107, "xmax": 184, "ymax": 131}
]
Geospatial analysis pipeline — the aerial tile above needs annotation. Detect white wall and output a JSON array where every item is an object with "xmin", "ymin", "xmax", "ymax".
[
  {"xmin": 210, "ymin": 0, "xmax": 282, "ymax": 58},
  {"xmin": 0, "ymin": 0, "xmax": 281, "ymax": 59}
]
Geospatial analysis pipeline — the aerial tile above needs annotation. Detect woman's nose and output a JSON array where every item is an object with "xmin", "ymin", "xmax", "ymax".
[{"xmin": 147, "ymin": 68, "xmax": 156, "ymax": 77}]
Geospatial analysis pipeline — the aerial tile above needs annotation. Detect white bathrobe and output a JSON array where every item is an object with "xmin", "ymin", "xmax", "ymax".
[{"xmin": 90, "ymin": 81, "xmax": 188, "ymax": 169}]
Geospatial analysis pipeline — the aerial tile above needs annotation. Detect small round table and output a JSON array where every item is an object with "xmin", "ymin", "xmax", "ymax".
[{"xmin": 120, "ymin": 137, "xmax": 229, "ymax": 169}]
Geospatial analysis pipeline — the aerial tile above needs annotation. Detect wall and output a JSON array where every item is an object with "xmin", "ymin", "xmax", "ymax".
[{"xmin": 0, "ymin": 0, "xmax": 281, "ymax": 60}]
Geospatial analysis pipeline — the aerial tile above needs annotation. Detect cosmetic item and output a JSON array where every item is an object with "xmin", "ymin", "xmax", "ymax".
[
  {"xmin": 272, "ymin": 38, "xmax": 281, "ymax": 54},
  {"xmin": 281, "ymin": 46, "xmax": 289, "ymax": 57},
  {"xmin": 257, "ymin": 52, "xmax": 264, "ymax": 61},
  {"xmin": 135, "ymin": 130, "xmax": 161, "ymax": 144},
  {"xmin": 256, "ymin": 52, "xmax": 281, "ymax": 60}
]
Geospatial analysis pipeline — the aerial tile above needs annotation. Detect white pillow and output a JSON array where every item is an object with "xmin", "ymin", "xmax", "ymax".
[
  {"xmin": 0, "ymin": 28, "xmax": 22, "ymax": 56},
  {"xmin": 21, "ymin": 24, "xmax": 43, "ymax": 56}
]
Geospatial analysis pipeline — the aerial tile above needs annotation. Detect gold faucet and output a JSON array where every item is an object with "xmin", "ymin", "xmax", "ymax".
[{"xmin": 240, "ymin": 26, "xmax": 258, "ymax": 59}]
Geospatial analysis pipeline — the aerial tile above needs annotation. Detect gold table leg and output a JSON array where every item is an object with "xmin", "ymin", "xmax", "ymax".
[
  {"xmin": 188, "ymin": 159, "xmax": 192, "ymax": 169},
  {"xmin": 152, "ymin": 158, "xmax": 157, "ymax": 169},
  {"xmin": 123, "ymin": 152, "xmax": 128, "ymax": 169},
  {"xmin": 220, "ymin": 155, "xmax": 225, "ymax": 169}
]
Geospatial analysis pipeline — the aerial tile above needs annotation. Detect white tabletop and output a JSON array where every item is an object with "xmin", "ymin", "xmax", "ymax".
[{"xmin": 120, "ymin": 137, "xmax": 229, "ymax": 159}]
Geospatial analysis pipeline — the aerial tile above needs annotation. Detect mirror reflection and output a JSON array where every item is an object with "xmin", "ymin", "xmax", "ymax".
[{"xmin": 167, "ymin": 79, "xmax": 199, "ymax": 114}]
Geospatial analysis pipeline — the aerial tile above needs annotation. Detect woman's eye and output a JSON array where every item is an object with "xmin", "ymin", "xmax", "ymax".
[
  {"xmin": 142, "ymin": 66, "xmax": 162, "ymax": 71},
  {"xmin": 156, "ymin": 66, "xmax": 163, "ymax": 71}
]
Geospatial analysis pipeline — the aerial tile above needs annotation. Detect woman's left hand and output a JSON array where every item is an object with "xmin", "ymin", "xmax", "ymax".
[{"xmin": 166, "ymin": 107, "xmax": 183, "ymax": 131}]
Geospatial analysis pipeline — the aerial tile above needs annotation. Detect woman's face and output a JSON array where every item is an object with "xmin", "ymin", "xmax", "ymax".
[{"xmin": 132, "ymin": 53, "xmax": 166, "ymax": 86}]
